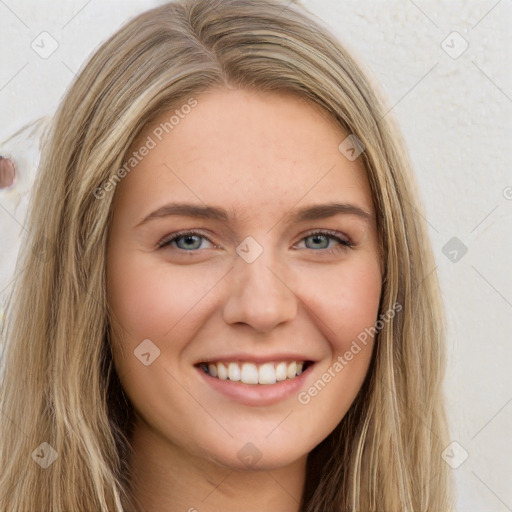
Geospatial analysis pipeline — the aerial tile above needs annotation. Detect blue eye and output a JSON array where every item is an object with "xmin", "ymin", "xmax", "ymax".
[
  {"xmin": 300, "ymin": 231, "xmax": 352, "ymax": 254},
  {"xmin": 157, "ymin": 229, "xmax": 352, "ymax": 254},
  {"xmin": 157, "ymin": 231, "xmax": 214, "ymax": 251}
]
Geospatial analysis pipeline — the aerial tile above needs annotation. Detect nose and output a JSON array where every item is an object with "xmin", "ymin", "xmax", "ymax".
[{"xmin": 222, "ymin": 246, "xmax": 298, "ymax": 333}]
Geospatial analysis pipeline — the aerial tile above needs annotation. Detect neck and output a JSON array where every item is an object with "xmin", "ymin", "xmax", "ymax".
[{"xmin": 127, "ymin": 419, "xmax": 307, "ymax": 512}]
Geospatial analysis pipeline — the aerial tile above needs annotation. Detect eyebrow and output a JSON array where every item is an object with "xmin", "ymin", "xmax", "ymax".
[
  {"xmin": 135, "ymin": 201, "xmax": 374, "ymax": 228},
  {"xmin": 136, "ymin": 203, "xmax": 374, "ymax": 227}
]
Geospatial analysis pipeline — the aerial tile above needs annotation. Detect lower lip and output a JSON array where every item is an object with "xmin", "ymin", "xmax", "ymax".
[{"xmin": 196, "ymin": 364, "xmax": 314, "ymax": 406}]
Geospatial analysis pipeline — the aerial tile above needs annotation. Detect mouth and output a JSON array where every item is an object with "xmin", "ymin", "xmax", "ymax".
[{"xmin": 195, "ymin": 360, "xmax": 314, "ymax": 385}]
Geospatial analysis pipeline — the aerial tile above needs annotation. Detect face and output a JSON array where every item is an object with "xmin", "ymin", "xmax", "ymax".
[{"xmin": 106, "ymin": 88, "xmax": 382, "ymax": 471}]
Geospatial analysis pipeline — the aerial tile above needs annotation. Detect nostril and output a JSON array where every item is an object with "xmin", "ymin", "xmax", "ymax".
[{"xmin": 0, "ymin": 156, "xmax": 16, "ymax": 190}]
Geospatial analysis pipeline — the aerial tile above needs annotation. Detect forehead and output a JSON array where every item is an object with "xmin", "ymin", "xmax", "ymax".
[{"xmin": 114, "ymin": 88, "xmax": 373, "ymax": 221}]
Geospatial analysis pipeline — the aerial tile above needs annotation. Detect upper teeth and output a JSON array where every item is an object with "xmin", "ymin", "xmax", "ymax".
[{"xmin": 201, "ymin": 361, "xmax": 305, "ymax": 385}]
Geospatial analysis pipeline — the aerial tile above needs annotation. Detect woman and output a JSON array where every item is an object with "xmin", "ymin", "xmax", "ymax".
[{"xmin": 0, "ymin": 0, "xmax": 453, "ymax": 510}]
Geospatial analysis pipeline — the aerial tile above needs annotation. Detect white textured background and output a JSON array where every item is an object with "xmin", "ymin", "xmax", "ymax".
[{"xmin": 1, "ymin": 1, "xmax": 511, "ymax": 510}]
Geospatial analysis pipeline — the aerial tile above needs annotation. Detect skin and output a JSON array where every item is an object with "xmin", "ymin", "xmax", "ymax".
[{"xmin": 106, "ymin": 87, "xmax": 382, "ymax": 512}]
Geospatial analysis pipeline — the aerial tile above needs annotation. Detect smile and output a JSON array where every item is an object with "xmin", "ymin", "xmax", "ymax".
[{"xmin": 198, "ymin": 360, "xmax": 313, "ymax": 385}]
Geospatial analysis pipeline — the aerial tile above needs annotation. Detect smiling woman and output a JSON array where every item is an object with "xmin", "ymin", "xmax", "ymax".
[
  {"xmin": 106, "ymin": 88, "xmax": 384, "ymax": 510},
  {"xmin": 0, "ymin": 1, "xmax": 453, "ymax": 511}
]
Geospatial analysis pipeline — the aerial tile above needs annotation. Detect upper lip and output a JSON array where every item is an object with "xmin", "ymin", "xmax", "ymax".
[{"xmin": 195, "ymin": 353, "xmax": 317, "ymax": 365}]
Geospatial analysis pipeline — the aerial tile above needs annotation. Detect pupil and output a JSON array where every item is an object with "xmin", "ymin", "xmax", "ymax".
[
  {"xmin": 310, "ymin": 234, "xmax": 327, "ymax": 249},
  {"xmin": 182, "ymin": 235, "xmax": 200, "ymax": 249}
]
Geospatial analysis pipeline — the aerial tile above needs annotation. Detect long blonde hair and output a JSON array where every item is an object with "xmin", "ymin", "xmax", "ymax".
[{"xmin": 0, "ymin": 0, "xmax": 453, "ymax": 510}]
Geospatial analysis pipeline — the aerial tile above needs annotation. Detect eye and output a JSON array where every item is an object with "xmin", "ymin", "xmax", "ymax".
[
  {"xmin": 296, "ymin": 230, "xmax": 353, "ymax": 255},
  {"xmin": 157, "ymin": 230, "xmax": 215, "ymax": 251},
  {"xmin": 157, "ymin": 229, "xmax": 353, "ymax": 254}
]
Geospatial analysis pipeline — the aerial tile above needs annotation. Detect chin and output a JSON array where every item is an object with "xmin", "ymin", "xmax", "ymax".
[{"xmin": 195, "ymin": 433, "xmax": 313, "ymax": 472}]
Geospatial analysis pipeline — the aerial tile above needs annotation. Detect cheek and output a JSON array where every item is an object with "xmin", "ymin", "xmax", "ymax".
[
  {"xmin": 106, "ymin": 252, "xmax": 226, "ymax": 432},
  {"xmin": 335, "ymin": 262, "xmax": 382, "ymax": 347},
  {"xmin": 294, "ymin": 254, "xmax": 381, "ymax": 399},
  {"xmin": 107, "ymin": 249, "xmax": 224, "ymax": 343},
  {"xmin": 293, "ymin": 259, "xmax": 381, "ymax": 440},
  {"xmin": 297, "ymin": 255, "xmax": 382, "ymax": 351}
]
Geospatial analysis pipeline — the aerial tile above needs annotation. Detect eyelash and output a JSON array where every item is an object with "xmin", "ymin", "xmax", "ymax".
[{"xmin": 156, "ymin": 229, "xmax": 353, "ymax": 255}]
